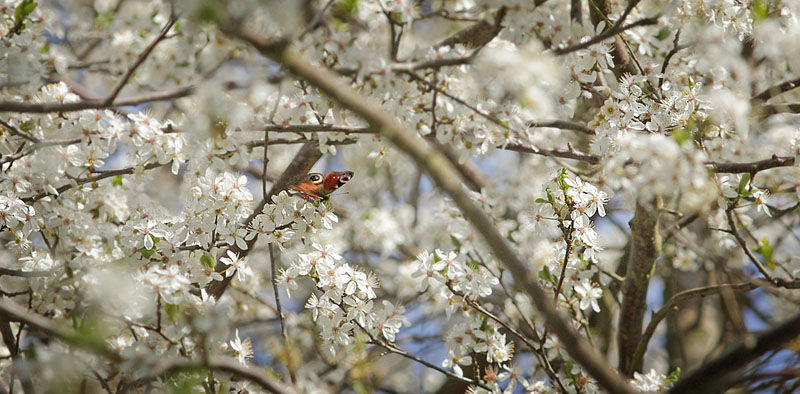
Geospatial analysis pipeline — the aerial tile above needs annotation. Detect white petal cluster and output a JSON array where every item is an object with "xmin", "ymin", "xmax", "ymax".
[{"xmin": 287, "ymin": 243, "xmax": 409, "ymax": 355}]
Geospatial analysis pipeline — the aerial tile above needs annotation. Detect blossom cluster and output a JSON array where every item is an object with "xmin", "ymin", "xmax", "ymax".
[{"xmin": 283, "ymin": 243, "xmax": 410, "ymax": 356}]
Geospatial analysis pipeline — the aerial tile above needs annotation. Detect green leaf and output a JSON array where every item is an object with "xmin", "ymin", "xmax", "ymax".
[
  {"xmin": 94, "ymin": 11, "xmax": 116, "ymax": 30},
  {"xmin": 193, "ymin": 0, "xmax": 224, "ymax": 23},
  {"xmin": 535, "ymin": 198, "xmax": 549, "ymax": 204},
  {"xmin": 200, "ymin": 253, "xmax": 215, "ymax": 269},
  {"xmin": 737, "ymin": 173, "xmax": 751, "ymax": 197},
  {"xmin": 655, "ymin": 27, "xmax": 671, "ymax": 41},
  {"xmin": 545, "ymin": 185, "xmax": 556, "ymax": 206},
  {"xmin": 112, "ymin": 175, "xmax": 123, "ymax": 187},
  {"xmin": 751, "ymin": 0, "xmax": 769, "ymax": 21},
  {"xmin": 335, "ymin": 0, "xmax": 359, "ymax": 16},
  {"xmin": 140, "ymin": 238, "xmax": 159, "ymax": 259},
  {"xmin": 14, "ymin": 0, "xmax": 37, "ymax": 27},
  {"xmin": 755, "ymin": 237, "xmax": 776, "ymax": 270},
  {"xmin": 74, "ymin": 317, "xmax": 108, "ymax": 351},
  {"xmin": 539, "ymin": 265, "xmax": 551, "ymax": 281},
  {"xmin": 557, "ymin": 168, "xmax": 568, "ymax": 189},
  {"xmin": 18, "ymin": 120, "xmax": 34, "ymax": 132},
  {"xmin": 164, "ymin": 303, "xmax": 179, "ymax": 323},
  {"xmin": 672, "ymin": 126, "xmax": 691, "ymax": 145},
  {"xmin": 665, "ymin": 368, "xmax": 682, "ymax": 385},
  {"xmin": 171, "ymin": 372, "xmax": 204, "ymax": 394}
]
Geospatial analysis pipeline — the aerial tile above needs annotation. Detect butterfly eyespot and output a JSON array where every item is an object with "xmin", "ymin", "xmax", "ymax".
[{"xmin": 309, "ymin": 174, "xmax": 322, "ymax": 182}]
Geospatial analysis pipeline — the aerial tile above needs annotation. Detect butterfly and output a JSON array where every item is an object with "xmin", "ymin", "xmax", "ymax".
[{"xmin": 290, "ymin": 170, "xmax": 354, "ymax": 201}]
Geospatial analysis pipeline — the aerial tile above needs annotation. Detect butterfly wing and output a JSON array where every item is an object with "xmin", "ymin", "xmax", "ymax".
[
  {"xmin": 290, "ymin": 171, "xmax": 354, "ymax": 201},
  {"xmin": 291, "ymin": 173, "xmax": 326, "ymax": 200},
  {"xmin": 322, "ymin": 171, "xmax": 354, "ymax": 196}
]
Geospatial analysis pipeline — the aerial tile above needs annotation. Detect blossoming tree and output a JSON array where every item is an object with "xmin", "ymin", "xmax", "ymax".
[{"xmin": 2, "ymin": 0, "xmax": 800, "ymax": 392}]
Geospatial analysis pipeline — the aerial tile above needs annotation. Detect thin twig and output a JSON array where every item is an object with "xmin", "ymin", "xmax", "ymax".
[
  {"xmin": 529, "ymin": 120, "xmax": 594, "ymax": 135},
  {"xmin": 264, "ymin": 124, "xmax": 371, "ymax": 133},
  {"xmin": 298, "ymin": 0, "xmax": 337, "ymax": 40},
  {"xmin": 246, "ymin": 136, "xmax": 358, "ymax": 148},
  {"xmin": 445, "ymin": 283, "xmax": 540, "ymax": 357},
  {"xmin": 406, "ymin": 71, "xmax": 600, "ymax": 165},
  {"xmin": 725, "ymin": 209, "xmax": 800, "ymax": 289},
  {"xmin": 707, "ymin": 155, "xmax": 794, "ymax": 174},
  {"xmin": 0, "ymin": 118, "xmax": 39, "ymax": 144},
  {"xmin": 632, "ymin": 281, "xmax": 759, "ymax": 372},
  {"xmin": 368, "ymin": 331, "xmax": 492, "ymax": 391},
  {"xmin": 22, "ymin": 162, "xmax": 167, "ymax": 203},
  {"xmin": 105, "ymin": 16, "xmax": 177, "ymax": 104},
  {"xmin": 269, "ymin": 244, "xmax": 294, "ymax": 384},
  {"xmin": 0, "ymin": 85, "xmax": 194, "ymax": 113},
  {"xmin": 1, "ymin": 137, "xmax": 84, "ymax": 166},
  {"xmin": 553, "ymin": 222, "xmax": 576, "ymax": 304},
  {"xmin": 554, "ymin": 1, "xmax": 658, "ymax": 56},
  {"xmin": 670, "ymin": 312, "xmax": 800, "ymax": 394},
  {"xmin": 657, "ymin": 29, "xmax": 685, "ymax": 91},
  {"xmin": 505, "ymin": 143, "xmax": 601, "ymax": 164},
  {"xmin": 0, "ymin": 267, "xmax": 54, "ymax": 278}
]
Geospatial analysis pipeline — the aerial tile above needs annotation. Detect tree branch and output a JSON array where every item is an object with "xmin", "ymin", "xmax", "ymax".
[
  {"xmin": 105, "ymin": 16, "xmax": 177, "ymax": 104},
  {"xmin": 707, "ymin": 155, "xmax": 795, "ymax": 174},
  {"xmin": 264, "ymin": 124, "xmax": 371, "ymax": 133},
  {"xmin": 0, "ymin": 85, "xmax": 195, "ymax": 114},
  {"xmin": 529, "ymin": 120, "xmax": 594, "ymax": 135},
  {"xmin": 631, "ymin": 281, "xmax": 759, "ymax": 372},
  {"xmin": 670, "ymin": 312, "xmax": 800, "ymax": 394},
  {"xmin": 206, "ymin": 142, "xmax": 322, "ymax": 299},
  {"xmin": 725, "ymin": 209, "xmax": 800, "ymax": 289},
  {"xmin": 229, "ymin": 27, "xmax": 637, "ymax": 394},
  {"xmin": 0, "ymin": 118, "xmax": 39, "ymax": 144},
  {"xmin": 0, "ymin": 310, "xmax": 34, "ymax": 394},
  {"xmin": 554, "ymin": 0, "xmax": 657, "ymax": 56},
  {"xmin": 759, "ymin": 102, "xmax": 800, "ymax": 116},
  {"xmin": 0, "ymin": 268, "xmax": 53, "ymax": 278},
  {"xmin": 505, "ymin": 143, "xmax": 601, "ymax": 164},
  {"xmin": 298, "ymin": 0, "xmax": 336, "ymax": 39},
  {"xmin": 0, "ymin": 297, "xmax": 121, "ymax": 362},
  {"xmin": 0, "ymin": 298, "xmax": 292, "ymax": 394},
  {"xmin": 752, "ymin": 77, "xmax": 800, "ymax": 102},
  {"xmin": 22, "ymin": 162, "xmax": 167, "ymax": 204},
  {"xmin": 618, "ymin": 201, "xmax": 659, "ymax": 376},
  {"xmin": 142, "ymin": 356, "xmax": 295, "ymax": 394}
]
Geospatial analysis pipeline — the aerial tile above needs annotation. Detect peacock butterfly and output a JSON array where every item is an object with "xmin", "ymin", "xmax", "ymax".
[{"xmin": 290, "ymin": 171, "xmax": 354, "ymax": 201}]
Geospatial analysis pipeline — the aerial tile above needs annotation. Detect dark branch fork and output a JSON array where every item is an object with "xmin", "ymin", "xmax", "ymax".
[
  {"xmin": 553, "ymin": 0, "xmax": 659, "ymax": 56},
  {"xmin": 670, "ymin": 312, "xmax": 800, "ymax": 394},
  {"xmin": 725, "ymin": 209, "xmax": 800, "ymax": 289}
]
